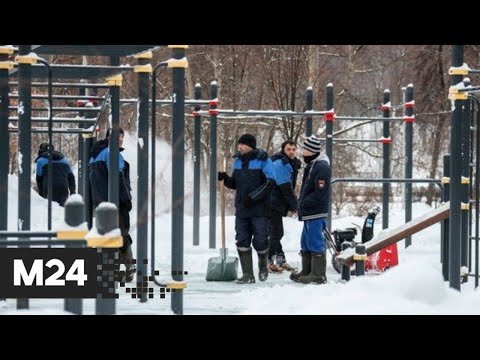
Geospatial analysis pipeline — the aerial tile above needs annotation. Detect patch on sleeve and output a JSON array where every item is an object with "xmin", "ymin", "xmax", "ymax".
[{"xmin": 318, "ymin": 180, "xmax": 325, "ymax": 189}]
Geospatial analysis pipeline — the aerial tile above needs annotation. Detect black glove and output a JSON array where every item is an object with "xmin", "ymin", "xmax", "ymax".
[
  {"xmin": 218, "ymin": 172, "xmax": 228, "ymax": 182},
  {"xmin": 126, "ymin": 200, "xmax": 133, "ymax": 212},
  {"xmin": 244, "ymin": 196, "xmax": 254, "ymax": 208}
]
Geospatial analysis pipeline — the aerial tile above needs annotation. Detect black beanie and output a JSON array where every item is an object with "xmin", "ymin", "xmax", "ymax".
[
  {"xmin": 238, "ymin": 134, "xmax": 256, "ymax": 149},
  {"xmin": 38, "ymin": 143, "xmax": 53, "ymax": 156}
]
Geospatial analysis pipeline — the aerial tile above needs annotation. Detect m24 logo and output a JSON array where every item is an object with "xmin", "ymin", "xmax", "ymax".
[{"xmin": 14, "ymin": 259, "xmax": 87, "ymax": 286}]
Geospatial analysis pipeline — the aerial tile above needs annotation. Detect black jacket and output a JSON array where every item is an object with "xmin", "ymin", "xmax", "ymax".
[
  {"xmin": 35, "ymin": 150, "xmax": 76, "ymax": 206},
  {"xmin": 88, "ymin": 139, "xmax": 132, "ymax": 209},
  {"xmin": 224, "ymin": 149, "xmax": 277, "ymax": 218},
  {"xmin": 270, "ymin": 152, "xmax": 301, "ymax": 216},
  {"xmin": 298, "ymin": 153, "xmax": 331, "ymax": 221}
]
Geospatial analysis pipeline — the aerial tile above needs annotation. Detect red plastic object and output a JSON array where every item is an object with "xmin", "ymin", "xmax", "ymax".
[
  {"xmin": 324, "ymin": 112, "xmax": 335, "ymax": 122},
  {"xmin": 365, "ymin": 243, "xmax": 399, "ymax": 272}
]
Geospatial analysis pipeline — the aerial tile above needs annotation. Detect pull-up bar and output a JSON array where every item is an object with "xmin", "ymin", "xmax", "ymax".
[{"xmin": 9, "ymin": 81, "xmax": 110, "ymax": 89}]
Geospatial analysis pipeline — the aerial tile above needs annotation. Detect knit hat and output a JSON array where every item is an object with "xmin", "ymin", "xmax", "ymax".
[
  {"xmin": 238, "ymin": 134, "xmax": 256, "ymax": 149},
  {"xmin": 303, "ymin": 135, "xmax": 321, "ymax": 153},
  {"xmin": 38, "ymin": 143, "xmax": 53, "ymax": 156}
]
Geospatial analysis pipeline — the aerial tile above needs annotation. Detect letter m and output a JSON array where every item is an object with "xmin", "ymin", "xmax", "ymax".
[{"xmin": 14, "ymin": 259, "xmax": 44, "ymax": 286}]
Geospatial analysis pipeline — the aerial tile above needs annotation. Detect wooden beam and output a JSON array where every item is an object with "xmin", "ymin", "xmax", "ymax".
[{"xmin": 336, "ymin": 202, "xmax": 450, "ymax": 266}]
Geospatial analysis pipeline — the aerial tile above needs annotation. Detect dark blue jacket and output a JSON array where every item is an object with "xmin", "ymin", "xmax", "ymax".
[
  {"xmin": 224, "ymin": 149, "xmax": 276, "ymax": 218},
  {"xmin": 88, "ymin": 139, "xmax": 132, "ymax": 209},
  {"xmin": 298, "ymin": 153, "xmax": 331, "ymax": 221},
  {"xmin": 35, "ymin": 150, "xmax": 75, "ymax": 206},
  {"xmin": 271, "ymin": 152, "xmax": 301, "ymax": 216}
]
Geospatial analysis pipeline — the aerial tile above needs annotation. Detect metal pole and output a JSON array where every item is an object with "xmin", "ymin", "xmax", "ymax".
[
  {"xmin": 461, "ymin": 78, "xmax": 471, "ymax": 282},
  {"xmin": 0, "ymin": 49, "xmax": 12, "ymax": 240},
  {"xmin": 326, "ymin": 83, "xmax": 334, "ymax": 231},
  {"xmin": 170, "ymin": 46, "xmax": 187, "ymax": 315},
  {"xmin": 77, "ymin": 87, "xmax": 86, "ymax": 197},
  {"xmin": 17, "ymin": 45, "xmax": 32, "ymax": 310},
  {"xmin": 449, "ymin": 45, "xmax": 464, "ymax": 290},
  {"xmin": 83, "ymin": 135, "xmax": 94, "ymax": 229},
  {"xmin": 209, "ymin": 81, "xmax": 218, "ymax": 249},
  {"xmin": 94, "ymin": 204, "xmax": 118, "ymax": 315},
  {"xmin": 193, "ymin": 83, "xmax": 202, "ymax": 246},
  {"xmin": 63, "ymin": 197, "xmax": 85, "ymax": 315},
  {"xmin": 341, "ymin": 242, "xmax": 351, "ymax": 281},
  {"xmin": 354, "ymin": 244, "xmax": 366, "ymax": 277},
  {"xmin": 475, "ymin": 104, "xmax": 480, "ymax": 289},
  {"xmin": 108, "ymin": 56, "xmax": 120, "ymax": 208},
  {"xmin": 442, "ymin": 155, "xmax": 450, "ymax": 281},
  {"xmin": 135, "ymin": 52, "xmax": 152, "ymax": 303},
  {"xmin": 306, "ymin": 86, "xmax": 313, "ymax": 137},
  {"xmin": 37, "ymin": 59, "xmax": 53, "ymax": 231},
  {"xmin": 404, "ymin": 84, "xmax": 414, "ymax": 247},
  {"xmin": 382, "ymin": 89, "xmax": 391, "ymax": 230}
]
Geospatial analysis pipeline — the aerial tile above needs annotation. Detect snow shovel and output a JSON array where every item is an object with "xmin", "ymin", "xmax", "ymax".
[{"xmin": 206, "ymin": 158, "xmax": 238, "ymax": 281}]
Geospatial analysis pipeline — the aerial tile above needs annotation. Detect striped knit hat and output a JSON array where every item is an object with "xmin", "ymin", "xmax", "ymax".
[{"xmin": 303, "ymin": 135, "xmax": 321, "ymax": 153}]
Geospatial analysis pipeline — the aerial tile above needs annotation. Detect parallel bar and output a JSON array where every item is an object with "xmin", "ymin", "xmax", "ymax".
[
  {"xmin": 0, "ymin": 55, "xmax": 9, "ymax": 239},
  {"xmin": 326, "ymin": 83, "xmax": 334, "ymax": 231},
  {"xmin": 383, "ymin": 90, "xmax": 391, "ymax": 230},
  {"xmin": 193, "ymin": 84, "xmax": 201, "ymax": 246},
  {"xmin": 9, "ymin": 117, "xmax": 97, "ymax": 123},
  {"xmin": 9, "ymin": 128, "xmax": 93, "ymax": 134},
  {"xmin": 198, "ymin": 109, "xmax": 328, "ymax": 117},
  {"xmin": 10, "ymin": 106, "xmax": 102, "ymax": 112},
  {"xmin": 305, "ymin": 87, "xmax": 313, "ymax": 137},
  {"xmin": 17, "ymin": 45, "xmax": 32, "ymax": 310},
  {"xmin": 209, "ymin": 82, "xmax": 218, "ymax": 249},
  {"xmin": 171, "ymin": 47, "xmax": 187, "ymax": 315},
  {"xmin": 319, "ymin": 138, "xmax": 386, "ymax": 143},
  {"xmin": 120, "ymin": 98, "xmax": 210, "ymax": 106},
  {"xmin": 136, "ymin": 56, "xmax": 149, "ymax": 304},
  {"xmin": 9, "ymin": 94, "xmax": 105, "ymax": 101},
  {"xmin": 404, "ymin": 85, "xmax": 414, "ymax": 247},
  {"xmin": 0, "ymin": 231, "xmax": 56, "ymax": 237},
  {"xmin": 442, "ymin": 155, "xmax": 451, "ymax": 281},
  {"xmin": 0, "ymin": 240, "xmax": 87, "ymax": 246},
  {"xmin": 335, "ymin": 116, "xmax": 404, "ymax": 122},
  {"xmin": 449, "ymin": 45, "xmax": 464, "ymax": 290}
]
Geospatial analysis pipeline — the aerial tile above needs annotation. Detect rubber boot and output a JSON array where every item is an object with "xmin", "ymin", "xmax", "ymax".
[
  {"xmin": 120, "ymin": 246, "xmax": 136, "ymax": 283},
  {"xmin": 236, "ymin": 248, "xmax": 255, "ymax": 284},
  {"xmin": 298, "ymin": 252, "xmax": 327, "ymax": 284},
  {"xmin": 290, "ymin": 252, "xmax": 312, "ymax": 282},
  {"xmin": 258, "ymin": 250, "xmax": 269, "ymax": 281}
]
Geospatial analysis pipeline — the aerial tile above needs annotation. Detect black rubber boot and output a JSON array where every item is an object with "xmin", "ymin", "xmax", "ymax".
[
  {"xmin": 290, "ymin": 252, "xmax": 312, "ymax": 282},
  {"xmin": 236, "ymin": 248, "xmax": 255, "ymax": 284},
  {"xmin": 298, "ymin": 252, "xmax": 327, "ymax": 284},
  {"xmin": 258, "ymin": 250, "xmax": 269, "ymax": 281},
  {"xmin": 120, "ymin": 246, "xmax": 136, "ymax": 283}
]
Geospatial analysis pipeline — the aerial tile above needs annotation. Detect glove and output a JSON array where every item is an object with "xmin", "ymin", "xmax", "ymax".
[
  {"xmin": 126, "ymin": 200, "xmax": 133, "ymax": 212},
  {"xmin": 218, "ymin": 172, "xmax": 228, "ymax": 182},
  {"xmin": 244, "ymin": 196, "xmax": 254, "ymax": 208}
]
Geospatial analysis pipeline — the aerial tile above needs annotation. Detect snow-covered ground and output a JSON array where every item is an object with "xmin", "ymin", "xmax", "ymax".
[{"xmin": 1, "ymin": 133, "xmax": 479, "ymax": 315}]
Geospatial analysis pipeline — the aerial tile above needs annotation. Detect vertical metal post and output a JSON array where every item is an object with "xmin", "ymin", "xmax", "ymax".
[
  {"xmin": 193, "ymin": 83, "xmax": 202, "ymax": 246},
  {"xmin": 326, "ymin": 83, "xmax": 334, "ymax": 231},
  {"xmin": 209, "ymin": 81, "xmax": 218, "ymax": 249},
  {"xmin": 107, "ymin": 57, "xmax": 120, "ymax": 208},
  {"xmin": 475, "ymin": 104, "xmax": 480, "ymax": 289},
  {"xmin": 461, "ymin": 79, "xmax": 471, "ymax": 282},
  {"xmin": 17, "ymin": 45, "xmax": 32, "ymax": 310},
  {"xmin": 449, "ymin": 45, "xmax": 464, "ymax": 290},
  {"xmin": 382, "ymin": 90, "xmax": 391, "ymax": 230},
  {"xmin": 442, "ymin": 155, "xmax": 450, "ymax": 281},
  {"xmin": 135, "ymin": 52, "xmax": 152, "ymax": 303},
  {"xmin": 305, "ymin": 86, "xmax": 313, "ymax": 137},
  {"xmin": 63, "ymin": 196, "xmax": 85, "ymax": 315},
  {"xmin": 341, "ymin": 242, "xmax": 351, "ymax": 281},
  {"xmin": 404, "ymin": 84, "xmax": 414, "ymax": 247},
  {"xmin": 83, "ymin": 134, "xmax": 94, "ymax": 229},
  {"xmin": 77, "ymin": 87, "xmax": 86, "ymax": 197},
  {"xmin": 0, "ymin": 47, "xmax": 13, "ymax": 238},
  {"xmin": 94, "ymin": 203, "xmax": 118, "ymax": 315},
  {"xmin": 170, "ymin": 46, "xmax": 188, "ymax": 315},
  {"xmin": 354, "ymin": 244, "xmax": 366, "ymax": 277}
]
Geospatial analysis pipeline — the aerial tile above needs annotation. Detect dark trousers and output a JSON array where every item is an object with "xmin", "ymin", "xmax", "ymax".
[
  {"xmin": 268, "ymin": 211, "xmax": 284, "ymax": 261},
  {"xmin": 119, "ymin": 205, "xmax": 133, "ymax": 252},
  {"xmin": 235, "ymin": 217, "xmax": 270, "ymax": 252}
]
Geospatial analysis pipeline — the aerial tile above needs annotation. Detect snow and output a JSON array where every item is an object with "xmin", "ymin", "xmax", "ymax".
[
  {"xmin": 307, "ymin": 86, "xmax": 312, "ymax": 91},
  {"xmin": 138, "ymin": 137, "xmax": 144, "ymax": 149},
  {"xmin": 1, "ymin": 136, "xmax": 479, "ymax": 315},
  {"xmin": 211, "ymin": 81, "xmax": 217, "ymax": 86},
  {"xmin": 327, "ymin": 83, "xmax": 333, "ymax": 87},
  {"xmin": 66, "ymin": 194, "xmax": 84, "ymax": 204},
  {"xmin": 17, "ymin": 152, "xmax": 22, "ymax": 174},
  {"xmin": 384, "ymin": 89, "xmax": 390, "ymax": 93}
]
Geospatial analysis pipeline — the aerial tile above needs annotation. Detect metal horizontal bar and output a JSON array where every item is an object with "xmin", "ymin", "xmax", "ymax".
[
  {"xmin": 458, "ymin": 86, "xmax": 480, "ymax": 92},
  {"xmin": 32, "ymin": 45, "xmax": 160, "ymax": 57},
  {"xmin": 319, "ymin": 138, "xmax": 384, "ymax": 143},
  {"xmin": 9, "ymin": 117, "xmax": 97, "ymax": 123},
  {"xmin": 120, "ymin": 98, "xmax": 211, "ymax": 106},
  {"xmin": 0, "ymin": 231, "xmax": 57, "ymax": 238},
  {"xmin": 9, "ymin": 127, "xmax": 93, "ymax": 134},
  {"xmin": 10, "ymin": 106, "xmax": 102, "ymax": 112},
  {"xmin": 0, "ymin": 240, "xmax": 87, "ymax": 247},
  {"xmin": 9, "ymin": 81, "xmax": 110, "ymax": 89},
  {"xmin": 335, "ymin": 116, "xmax": 404, "ymax": 122},
  {"xmin": 9, "ymin": 94, "xmax": 105, "ymax": 101},
  {"xmin": 331, "ymin": 178, "xmax": 443, "ymax": 191},
  {"xmin": 197, "ymin": 110, "xmax": 329, "ymax": 117}
]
